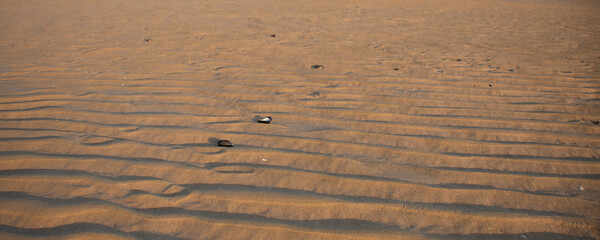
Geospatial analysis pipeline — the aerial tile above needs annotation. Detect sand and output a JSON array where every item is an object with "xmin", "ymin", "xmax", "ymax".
[{"xmin": 0, "ymin": 0, "xmax": 599, "ymax": 239}]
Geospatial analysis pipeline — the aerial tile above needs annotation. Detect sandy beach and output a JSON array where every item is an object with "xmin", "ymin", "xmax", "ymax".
[{"xmin": 0, "ymin": 0, "xmax": 599, "ymax": 239}]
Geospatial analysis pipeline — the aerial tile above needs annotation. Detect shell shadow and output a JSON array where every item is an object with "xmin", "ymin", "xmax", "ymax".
[
  {"xmin": 207, "ymin": 137, "xmax": 221, "ymax": 145},
  {"xmin": 252, "ymin": 115, "xmax": 263, "ymax": 122}
]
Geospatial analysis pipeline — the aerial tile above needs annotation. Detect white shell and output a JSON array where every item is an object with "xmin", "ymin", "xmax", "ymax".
[{"xmin": 258, "ymin": 117, "xmax": 272, "ymax": 123}]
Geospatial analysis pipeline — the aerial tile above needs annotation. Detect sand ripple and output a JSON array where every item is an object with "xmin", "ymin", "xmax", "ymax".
[{"xmin": 1, "ymin": 0, "xmax": 599, "ymax": 239}]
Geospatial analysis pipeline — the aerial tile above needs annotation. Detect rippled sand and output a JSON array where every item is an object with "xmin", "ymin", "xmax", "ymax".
[{"xmin": 0, "ymin": 0, "xmax": 599, "ymax": 239}]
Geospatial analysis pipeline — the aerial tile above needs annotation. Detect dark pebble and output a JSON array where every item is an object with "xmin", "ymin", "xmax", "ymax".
[
  {"xmin": 591, "ymin": 120, "xmax": 600, "ymax": 125},
  {"xmin": 144, "ymin": 37, "xmax": 152, "ymax": 42},
  {"xmin": 489, "ymin": 84, "xmax": 493, "ymax": 87},
  {"xmin": 311, "ymin": 65, "xmax": 324, "ymax": 69},
  {"xmin": 269, "ymin": 34, "xmax": 276, "ymax": 37},
  {"xmin": 456, "ymin": 59, "xmax": 462, "ymax": 61},
  {"xmin": 393, "ymin": 68, "xmax": 399, "ymax": 71},
  {"xmin": 217, "ymin": 140, "xmax": 233, "ymax": 147}
]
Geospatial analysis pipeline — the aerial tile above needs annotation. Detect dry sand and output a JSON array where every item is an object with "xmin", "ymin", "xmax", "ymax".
[{"xmin": 1, "ymin": 0, "xmax": 599, "ymax": 239}]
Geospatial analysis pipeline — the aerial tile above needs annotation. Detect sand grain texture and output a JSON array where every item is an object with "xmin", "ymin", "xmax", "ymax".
[{"xmin": 0, "ymin": 0, "xmax": 599, "ymax": 239}]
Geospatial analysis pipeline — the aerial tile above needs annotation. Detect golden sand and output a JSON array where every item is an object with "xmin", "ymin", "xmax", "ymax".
[{"xmin": 0, "ymin": 0, "xmax": 599, "ymax": 239}]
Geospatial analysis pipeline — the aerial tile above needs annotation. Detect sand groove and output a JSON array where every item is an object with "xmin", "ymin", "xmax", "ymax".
[{"xmin": 1, "ymin": 0, "xmax": 599, "ymax": 239}]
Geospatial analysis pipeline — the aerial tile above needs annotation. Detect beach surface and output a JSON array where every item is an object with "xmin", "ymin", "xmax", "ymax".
[{"xmin": 0, "ymin": 0, "xmax": 599, "ymax": 239}]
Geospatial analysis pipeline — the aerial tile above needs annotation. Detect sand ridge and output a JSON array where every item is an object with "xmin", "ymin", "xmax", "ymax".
[{"xmin": 0, "ymin": 0, "xmax": 599, "ymax": 239}]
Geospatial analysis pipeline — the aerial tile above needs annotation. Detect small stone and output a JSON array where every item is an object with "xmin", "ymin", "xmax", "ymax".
[
  {"xmin": 269, "ymin": 34, "xmax": 276, "ymax": 37},
  {"xmin": 144, "ymin": 37, "xmax": 152, "ymax": 42},
  {"xmin": 261, "ymin": 158, "xmax": 268, "ymax": 162},
  {"xmin": 489, "ymin": 84, "xmax": 493, "ymax": 87},
  {"xmin": 578, "ymin": 186, "xmax": 584, "ymax": 191},
  {"xmin": 217, "ymin": 140, "xmax": 233, "ymax": 147},
  {"xmin": 311, "ymin": 64, "xmax": 324, "ymax": 69},
  {"xmin": 456, "ymin": 59, "xmax": 462, "ymax": 61},
  {"xmin": 521, "ymin": 235, "xmax": 527, "ymax": 239},
  {"xmin": 393, "ymin": 68, "xmax": 399, "ymax": 71},
  {"xmin": 590, "ymin": 120, "xmax": 599, "ymax": 125}
]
